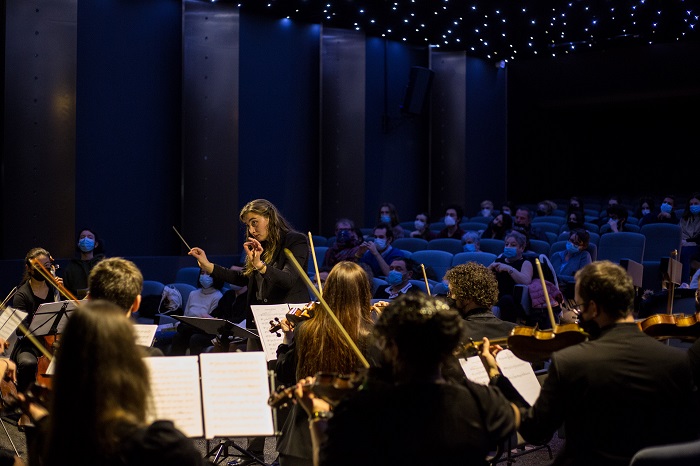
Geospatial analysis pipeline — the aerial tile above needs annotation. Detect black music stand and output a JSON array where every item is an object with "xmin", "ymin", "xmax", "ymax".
[
  {"xmin": 28, "ymin": 300, "xmax": 79, "ymax": 339},
  {"xmin": 172, "ymin": 316, "xmax": 258, "ymax": 352}
]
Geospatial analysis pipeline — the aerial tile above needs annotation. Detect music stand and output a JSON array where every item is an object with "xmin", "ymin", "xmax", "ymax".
[
  {"xmin": 172, "ymin": 316, "xmax": 258, "ymax": 351},
  {"xmin": 28, "ymin": 300, "xmax": 79, "ymax": 338}
]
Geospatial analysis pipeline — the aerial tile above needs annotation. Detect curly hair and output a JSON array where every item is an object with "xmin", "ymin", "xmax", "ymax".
[
  {"xmin": 444, "ymin": 262, "xmax": 499, "ymax": 309},
  {"xmin": 374, "ymin": 294, "xmax": 464, "ymax": 367},
  {"xmin": 239, "ymin": 199, "xmax": 296, "ymax": 276}
]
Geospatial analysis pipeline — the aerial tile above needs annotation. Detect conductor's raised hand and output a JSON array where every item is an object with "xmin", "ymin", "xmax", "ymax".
[
  {"xmin": 244, "ymin": 237, "xmax": 264, "ymax": 265},
  {"xmin": 188, "ymin": 247, "xmax": 214, "ymax": 274}
]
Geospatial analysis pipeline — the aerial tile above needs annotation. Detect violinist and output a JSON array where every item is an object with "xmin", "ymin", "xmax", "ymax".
[
  {"xmin": 86, "ymin": 257, "xmax": 164, "ymax": 356},
  {"xmin": 10, "ymin": 247, "xmax": 63, "ymax": 426},
  {"xmin": 483, "ymin": 261, "xmax": 700, "ymax": 466},
  {"xmin": 687, "ymin": 288, "xmax": 700, "ymax": 391},
  {"xmin": 292, "ymin": 294, "xmax": 520, "ymax": 466},
  {"xmin": 19, "ymin": 300, "xmax": 210, "ymax": 466},
  {"xmin": 0, "ymin": 339, "xmax": 22, "ymax": 466},
  {"xmin": 274, "ymin": 261, "xmax": 377, "ymax": 466}
]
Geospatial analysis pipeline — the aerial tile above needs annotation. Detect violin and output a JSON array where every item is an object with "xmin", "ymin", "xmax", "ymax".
[
  {"xmin": 463, "ymin": 259, "xmax": 589, "ymax": 363},
  {"xmin": 268, "ymin": 369, "xmax": 367, "ymax": 409},
  {"xmin": 637, "ymin": 312, "xmax": 700, "ymax": 342},
  {"xmin": 269, "ymin": 302, "xmax": 317, "ymax": 335}
]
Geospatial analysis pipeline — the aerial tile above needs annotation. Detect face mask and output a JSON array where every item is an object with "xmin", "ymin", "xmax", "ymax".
[
  {"xmin": 566, "ymin": 241, "xmax": 579, "ymax": 254},
  {"xmin": 503, "ymin": 246, "xmax": 517, "ymax": 258},
  {"xmin": 660, "ymin": 203, "xmax": 673, "ymax": 213},
  {"xmin": 336, "ymin": 229, "xmax": 352, "ymax": 245},
  {"xmin": 414, "ymin": 220, "xmax": 425, "ymax": 231},
  {"xmin": 199, "ymin": 274, "xmax": 214, "ymax": 288},
  {"xmin": 641, "ymin": 209, "xmax": 651, "ymax": 216},
  {"xmin": 567, "ymin": 222, "xmax": 580, "ymax": 231},
  {"xmin": 380, "ymin": 214, "xmax": 391, "ymax": 224},
  {"xmin": 31, "ymin": 270, "xmax": 45, "ymax": 282},
  {"xmin": 78, "ymin": 237, "xmax": 95, "ymax": 253},
  {"xmin": 386, "ymin": 270, "xmax": 404, "ymax": 286},
  {"xmin": 691, "ymin": 205, "xmax": 700, "ymax": 215},
  {"xmin": 444, "ymin": 215, "xmax": 456, "ymax": 227},
  {"xmin": 481, "ymin": 208, "xmax": 491, "ymax": 217},
  {"xmin": 463, "ymin": 243, "xmax": 477, "ymax": 252},
  {"xmin": 374, "ymin": 238, "xmax": 387, "ymax": 250},
  {"xmin": 502, "ymin": 209, "xmax": 511, "ymax": 215}
]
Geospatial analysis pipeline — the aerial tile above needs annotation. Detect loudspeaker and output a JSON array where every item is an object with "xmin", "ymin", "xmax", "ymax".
[{"xmin": 400, "ymin": 66, "xmax": 434, "ymax": 115}]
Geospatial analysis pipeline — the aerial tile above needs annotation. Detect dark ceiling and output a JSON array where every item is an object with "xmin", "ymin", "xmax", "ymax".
[{"xmin": 238, "ymin": 0, "xmax": 699, "ymax": 63}]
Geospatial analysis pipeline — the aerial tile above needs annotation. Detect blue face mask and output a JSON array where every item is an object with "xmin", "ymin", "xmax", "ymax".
[
  {"xmin": 444, "ymin": 215, "xmax": 456, "ymax": 227},
  {"xmin": 463, "ymin": 243, "xmax": 477, "ymax": 252},
  {"xmin": 199, "ymin": 274, "xmax": 214, "ymax": 288},
  {"xmin": 78, "ymin": 237, "xmax": 95, "ymax": 253},
  {"xmin": 380, "ymin": 214, "xmax": 391, "ymax": 224},
  {"xmin": 641, "ymin": 209, "xmax": 651, "ymax": 216},
  {"xmin": 336, "ymin": 229, "xmax": 353, "ymax": 245},
  {"xmin": 386, "ymin": 270, "xmax": 404, "ymax": 286},
  {"xmin": 503, "ymin": 246, "xmax": 517, "ymax": 258},
  {"xmin": 660, "ymin": 203, "xmax": 673, "ymax": 213},
  {"xmin": 374, "ymin": 238, "xmax": 387, "ymax": 250},
  {"xmin": 691, "ymin": 205, "xmax": 700, "ymax": 215},
  {"xmin": 566, "ymin": 241, "xmax": 579, "ymax": 254}
]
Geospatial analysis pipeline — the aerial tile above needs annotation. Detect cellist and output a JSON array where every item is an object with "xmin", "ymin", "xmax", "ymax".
[
  {"xmin": 482, "ymin": 260, "xmax": 700, "ymax": 466},
  {"xmin": 10, "ymin": 247, "xmax": 63, "ymax": 429}
]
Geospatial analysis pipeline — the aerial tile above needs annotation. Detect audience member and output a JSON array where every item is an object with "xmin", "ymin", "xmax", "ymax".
[
  {"xmin": 679, "ymin": 192, "xmax": 700, "ymax": 247},
  {"xmin": 377, "ymin": 202, "xmax": 404, "ymax": 239},
  {"xmin": 549, "ymin": 228, "xmax": 593, "ymax": 300},
  {"xmin": 535, "ymin": 200, "xmax": 557, "ymax": 217},
  {"xmin": 512, "ymin": 206, "xmax": 547, "ymax": 247},
  {"xmin": 63, "ymin": 227, "xmax": 105, "ymax": 299},
  {"xmin": 293, "ymin": 293, "xmax": 519, "ymax": 466},
  {"xmin": 437, "ymin": 204, "xmax": 465, "ymax": 239},
  {"xmin": 562, "ymin": 209, "xmax": 586, "ymax": 234},
  {"xmin": 275, "ymin": 261, "xmax": 377, "ymax": 466},
  {"xmin": 461, "ymin": 231, "xmax": 481, "ymax": 252},
  {"xmin": 408, "ymin": 211, "xmax": 437, "ymax": 240},
  {"xmin": 22, "ymin": 301, "xmax": 210, "ymax": 466},
  {"xmin": 566, "ymin": 196, "xmax": 585, "ymax": 216},
  {"xmin": 525, "ymin": 254, "xmax": 564, "ymax": 330},
  {"xmin": 488, "ymin": 230, "xmax": 533, "ymax": 323},
  {"xmin": 483, "ymin": 260, "xmax": 700, "ymax": 466},
  {"xmin": 599, "ymin": 203, "xmax": 634, "ymax": 234},
  {"xmin": 320, "ymin": 218, "xmax": 363, "ymax": 279},
  {"xmin": 500, "ymin": 201, "xmax": 514, "ymax": 216},
  {"xmin": 639, "ymin": 194, "xmax": 678, "ymax": 227},
  {"xmin": 595, "ymin": 194, "xmax": 621, "ymax": 226},
  {"xmin": 481, "ymin": 212, "xmax": 513, "ymax": 240},
  {"xmin": 476, "ymin": 199, "xmax": 495, "ymax": 220},
  {"xmin": 356, "ymin": 223, "xmax": 407, "ymax": 277},
  {"xmin": 169, "ymin": 269, "xmax": 225, "ymax": 356},
  {"xmin": 373, "ymin": 257, "xmax": 422, "ymax": 299},
  {"xmin": 87, "ymin": 257, "xmax": 165, "ymax": 357},
  {"xmin": 444, "ymin": 262, "xmax": 516, "ymax": 341}
]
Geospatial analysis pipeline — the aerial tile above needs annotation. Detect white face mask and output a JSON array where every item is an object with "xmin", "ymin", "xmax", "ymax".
[
  {"xmin": 444, "ymin": 215, "xmax": 456, "ymax": 227},
  {"xmin": 481, "ymin": 208, "xmax": 492, "ymax": 217},
  {"xmin": 414, "ymin": 220, "xmax": 426, "ymax": 231}
]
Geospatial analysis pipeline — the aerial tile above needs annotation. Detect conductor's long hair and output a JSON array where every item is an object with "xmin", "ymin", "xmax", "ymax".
[
  {"xmin": 240, "ymin": 198, "xmax": 296, "ymax": 277},
  {"xmin": 43, "ymin": 300, "xmax": 152, "ymax": 466},
  {"xmin": 294, "ymin": 261, "xmax": 375, "ymax": 380}
]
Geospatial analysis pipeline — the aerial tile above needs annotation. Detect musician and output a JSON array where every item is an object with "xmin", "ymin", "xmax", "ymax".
[
  {"xmin": 688, "ymin": 288, "xmax": 700, "ymax": 390},
  {"xmin": 483, "ymin": 260, "xmax": 700, "ymax": 466},
  {"xmin": 10, "ymin": 247, "xmax": 63, "ymax": 423},
  {"xmin": 274, "ymin": 261, "xmax": 377, "ymax": 466},
  {"xmin": 292, "ymin": 294, "xmax": 520, "ymax": 466},
  {"xmin": 189, "ymin": 198, "xmax": 309, "ymax": 459},
  {"xmin": 20, "ymin": 300, "xmax": 210, "ymax": 466},
  {"xmin": 86, "ymin": 257, "xmax": 164, "ymax": 356},
  {"xmin": 0, "ymin": 338, "xmax": 21, "ymax": 466},
  {"xmin": 444, "ymin": 262, "xmax": 516, "ymax": 341}
]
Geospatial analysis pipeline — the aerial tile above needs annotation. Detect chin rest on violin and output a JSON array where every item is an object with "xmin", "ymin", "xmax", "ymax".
[{"xmin": 269, "ymin": 302, "xmax": 317, "ymax": 334}]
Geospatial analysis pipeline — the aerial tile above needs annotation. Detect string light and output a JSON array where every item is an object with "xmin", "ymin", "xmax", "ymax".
[{"xmin": 237, "ymin": 0, "xmax": 698, "ymax": 63}]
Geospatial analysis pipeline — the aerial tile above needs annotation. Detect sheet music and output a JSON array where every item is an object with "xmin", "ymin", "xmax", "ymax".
[
  {"xmin": 133, "ymin": 324, "xmax": 158, "ymax": 347},
  {"xmin": 144, "ymin": 352, "xmax": 274, "ymax": 439},
  {"xmin": 250, "ymin": 303, "xmax": 308, "ymax": 362},
  {"xmin": 200, "ymin": 352, "xmax": 274, "ymax": 438},
  {"xmin": 0, "ymin": 307, "xmax": 27, "ymax": 341},
  {"xmin": 144, "ymin": 356, "xmax": 204, "ymax": 438},
  {"xmin": 460, "ymin": 349, "xmax": 542, "ymax": 405}
]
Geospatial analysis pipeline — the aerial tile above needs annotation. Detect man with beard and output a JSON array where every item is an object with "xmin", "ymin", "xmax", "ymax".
[{"xmin": 481, "ymin": 260, "xmax": 700, "ymax": 466}]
